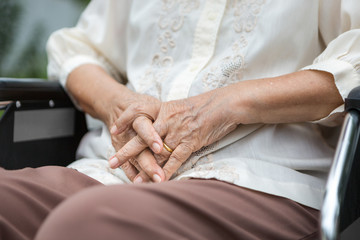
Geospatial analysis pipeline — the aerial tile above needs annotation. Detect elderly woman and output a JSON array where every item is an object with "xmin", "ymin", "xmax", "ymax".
[{"xmin": 1, "ymin": 0, "xmax": 360, "ymax": 239}]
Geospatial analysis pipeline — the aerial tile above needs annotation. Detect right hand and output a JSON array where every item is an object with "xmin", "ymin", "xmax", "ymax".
[
  {"xmin": 108, "ymin": 93, "xmax": 166, "ymax": 183},
  {"xmin": 66, "ymin": 65, "xmax": 167, "ymax": 183}
]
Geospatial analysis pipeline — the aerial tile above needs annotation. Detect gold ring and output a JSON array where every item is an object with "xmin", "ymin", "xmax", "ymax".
[{"xmin": 163, "ymin": 142, "xmax": 173, "ymax": 153}]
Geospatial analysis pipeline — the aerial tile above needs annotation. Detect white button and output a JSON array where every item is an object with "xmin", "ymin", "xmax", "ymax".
[{"xmin": 207, "ymin": 11, "xmax": 217, "ymax": 21}]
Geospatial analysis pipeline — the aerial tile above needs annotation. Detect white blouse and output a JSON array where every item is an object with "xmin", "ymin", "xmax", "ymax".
[{"xmin": 47, "ymin": 0, "xmax": 360, "ymax": 210}]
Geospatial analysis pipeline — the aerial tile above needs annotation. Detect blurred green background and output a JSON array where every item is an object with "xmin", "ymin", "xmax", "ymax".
[{"xmin": 0, "ymin": 0, "xmax": 90, "ymax": 79}]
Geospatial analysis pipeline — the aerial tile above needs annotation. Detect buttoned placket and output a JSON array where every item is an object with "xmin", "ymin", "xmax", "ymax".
[{"xmin": 166, "ymin": 0, "xmax": 227, "ymax": 101}]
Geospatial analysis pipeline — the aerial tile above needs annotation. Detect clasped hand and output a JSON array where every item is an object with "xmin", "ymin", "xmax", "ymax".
[{"xmin": 109, "ymin": 90, "xmax": 237, "ymax": 183}]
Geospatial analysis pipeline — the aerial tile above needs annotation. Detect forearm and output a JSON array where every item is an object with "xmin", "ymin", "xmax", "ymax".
[
  {"xmin": 66, "ymin": 64, "xmax": 136, "ymax": 127},
  {"xmin": 222, "ymin": 70, "xmax": 344, "ymax": 125},
  {"xmin": 109, "ymin": 71, "xmax": 343, "ymax": 181}
]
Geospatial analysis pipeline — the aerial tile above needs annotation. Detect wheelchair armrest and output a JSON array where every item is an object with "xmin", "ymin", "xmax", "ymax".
[
  {"xmin": 321, "ymin": 86, "xmax": 360, "ymax": 240},
  {"xmin": 0, "ymin": 78, "xmax": 69, "ymax": 101},
  {"xmin": 345, "ymin": 86, "xmax": 360, "ymax": 113},
  {"xmin": 0, "ymin": 78, "xmax": 87, "ymax": 170}
]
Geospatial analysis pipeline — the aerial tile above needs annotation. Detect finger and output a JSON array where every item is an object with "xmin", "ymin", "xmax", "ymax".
[
  {"xmin": 133, "ymin": 171, "xmax": 151, "ymax": 184},
  {"xmin": 128, "ymin": 154, "xmax": 154, "ymax": 183},
  {"xmin": 162, "ymin": 144, "xmax": 192, "ymax": 181},
  {"xmin": 129, "ymin": 158, "xmax": 142, "ymax": 172},
  {"xmin": 132, "ymin": 116, "xmax": 163, "ymax": 154},
  {"xmin": 149, "ymin": 136, "xmax": 177, "ymax": 171},
  {"xmin": 135, "ymin": 148, "xmax": 165, "ymax": 183},
  {"xmin": 153, "ymin": 145, "xmax": 172, "ymax": 167},
  {"xmin": 119, "ymin": 153, "xmax": 154, "ymax": 183},
  {"xmin": 110, "ymin": 108, "xmax": 138, "ymax": 135},
  {"xmin": 109, "ymin": 135, "xmax": 147, "ymax": 168},
  {"xmin": 152, "ymin": 118, "xmax": 169, "ymax": 140},
  {"xmin": 119, "ymin": 161, "xmax": 139, "ymax": 182},
  {"xmin": 111, "ymin": 107, "xmax": 154, "ymax": 135},
  {"xmin": 132, "ymin": 150, "xmax": 153, "ymax": 183}
]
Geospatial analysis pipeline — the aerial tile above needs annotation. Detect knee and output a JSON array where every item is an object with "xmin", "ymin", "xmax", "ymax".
[
  {"xmin": 35, "ymin": 185, "xmax": 155, "ymax": 240},
  {"xmin": 35, "ymin": 185, "xmax": 107, "ymax": 240},
  {"xmin": 0, "ymin": 178, "xmax": 24, "ymax": 240},
  {"xmin": 35, "ymin": 184, "xmax": 179, "ymax": 240},
  {"xmin": 0, "ymin": 170, "xmax": 46, "ymax": 240}
]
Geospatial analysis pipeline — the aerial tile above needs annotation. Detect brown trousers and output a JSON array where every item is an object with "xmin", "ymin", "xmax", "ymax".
[{"xmin": 0, "ymin": 166, "xmax": 319, "ymax": 240}]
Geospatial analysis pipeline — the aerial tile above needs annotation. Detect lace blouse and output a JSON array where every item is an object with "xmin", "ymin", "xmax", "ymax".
[{"xmin": 47, "ymin": 0, "xmax": 360, "ymax": 209}]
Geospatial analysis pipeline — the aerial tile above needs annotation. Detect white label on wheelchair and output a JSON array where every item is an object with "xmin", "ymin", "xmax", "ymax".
[{"xmin": 13, "ymin": 108, "xmax": 75, "ymax": 142}]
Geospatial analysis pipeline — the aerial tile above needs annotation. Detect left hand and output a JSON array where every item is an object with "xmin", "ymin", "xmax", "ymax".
[{"xmin": 111, "ymin": 89, "xmax": 238, "ymax": 180}]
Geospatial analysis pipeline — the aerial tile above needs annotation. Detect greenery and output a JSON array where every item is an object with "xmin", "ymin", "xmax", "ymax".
[
  {"xmin": 0, "ymin": 0, "xmax": 22, "ymax": 76},
  {"xmin": 74, "ymin": 0, "xmax": 90, "ymax": 7},
  {"xmin": 0, "ymin": 0, "xmax": 90, "ymax": 120},
  {"xmin": 0, "ymin": 0, "xmax": 90, "ymax": 79},
  {"xmin": 6, "ymin": 23, "xmax": 48, "ymax": 78}
]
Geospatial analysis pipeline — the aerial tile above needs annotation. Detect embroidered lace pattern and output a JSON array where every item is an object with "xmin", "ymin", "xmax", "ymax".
[
  {"xmin": 139, "ymin": 0, "xmax": 266, "ymax": 175},
  {"xmin": 202, "ymin": 0, "xmax": 266, "ymax": 91},
  {"xmin": 174, "ymin": 140, "xmax": 220, "ymax": 175},
  {"xmin": 138, "ymin": 0, "xmax": 200, "ymax": 98}
]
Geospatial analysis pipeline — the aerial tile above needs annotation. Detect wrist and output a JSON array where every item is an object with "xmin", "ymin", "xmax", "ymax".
[
  {"xmin": 67, "ymin": 64, "xmax": 138, "ymax": 128},
  {"xmin": 195, "ymin": 87, "xmax": 243, "ymax": 127},
  {"xmin": 220, "ymin": 82, "xmax": 260, "ymax": 125},
  {"xmin": 96, "ymin": 83, "xmax": 138, "ymax": 128}
]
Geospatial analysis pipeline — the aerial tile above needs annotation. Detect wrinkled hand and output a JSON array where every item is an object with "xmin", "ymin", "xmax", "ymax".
[
  {"xmin": 108, "ymin": 127, "xmax": 137, "ymax": 181},
  {"xmin": 108, "ymin": 94, "xmax": 166, "ymax": 183},
  {"xmin": 111, "ymin": 89, "xmax": 238, "ymax": 181}
]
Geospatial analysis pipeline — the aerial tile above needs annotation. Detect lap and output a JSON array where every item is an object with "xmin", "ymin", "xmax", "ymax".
[
  {"xmin": 35, "ymin": 178, "xmax": 319, "ymax": 240},
  {"xmin": 0, "ymin": 166, "xmax": 101, "ymax": 240}
]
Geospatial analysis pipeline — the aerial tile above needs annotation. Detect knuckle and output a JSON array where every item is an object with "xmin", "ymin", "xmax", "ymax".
[
  {"xmin": 166, "ymin": 144, "xmax": 193, "ymax": 165},
  {"xmin": 154, "ymin": 154, "xmax": 167, "ymax": 166},
  {"xmin": 114, "ymin": 119, "xmax": 122, "ymax": 128},
  {"xmin": 130, "ymin": 158, "xmax": 141, "ymax": 170},
  {"xmin": 132, "ymin": 117, "xmax": 142, "ymax": 129},
  {"xmin": 126, "ymin": 129, "xmax": 136, "ymax": 139},
  {"xmin": 182, "ymin": 143, "xmax": 194, "ymax": 153},
  {"xmin": 131, "ymin": 104, "xmax": 144, "ymax": 113},
  {"xmin": 128, "ymin": 158, "xmax": 136, "ymax": 165},
  {"xmin": 153, "ymin": 121, "xmax": 166, "ymax": 136},
  {"xmin": 118, "ymin": 147, "xmax": 131, "ymax": 159},
  {"xmin": 153, "ymin": 121, "xmax": 162, "ymax": 133},
  {"xmin": 144, "ymin": 126, "xmax": 156, "ymax": 139},
  {"xmin": 134, "ymin": 136, "xmax": 146, "ymax": 146},
  {"xmin": 163, "ymin": 167, "xmax": 173, "ymax": 178},
  {"xmin": 167, "ymin": 151, "xmax": 184, "ymax": 166},
  {"xmin": 170, "ymin": 152, "xmax": 183, "ymax": 164},
  {"xmin": 121, "ymin": 162, "xmax": 132, "ymax": 171}
]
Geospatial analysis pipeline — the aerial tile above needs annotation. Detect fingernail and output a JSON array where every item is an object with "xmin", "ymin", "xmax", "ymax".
[
  {"xmin": 152, "ymin": 143, "xmax": 161, "ymax": 153},
  {"xmin": 134, "ymin": 176, "xmax": 143, "ymax": 184},
  {"xmin": 109, "ymin": 157, "xmax": 119, "ymax": 168},
  {"xmin": 153, "ymin": 174, "xmax": 162, "ymax": 183},
  {"xmin": 110, "ymin": 125, "xmax": 117, "ymax": 134}
]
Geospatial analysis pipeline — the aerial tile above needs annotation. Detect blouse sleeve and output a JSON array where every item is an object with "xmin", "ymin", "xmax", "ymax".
[
  {"xmin": 46, "ymin": 0, "xmax": 131, "ymax": 88},
  {"xmin": 302, "ymin": 0, "xmax": 360, "ymax": 126}
]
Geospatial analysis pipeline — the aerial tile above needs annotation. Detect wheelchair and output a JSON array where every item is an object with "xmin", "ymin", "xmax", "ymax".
[{"xmin": 0, "ymin": 78, "xmax": 359, "ymax": 239}]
